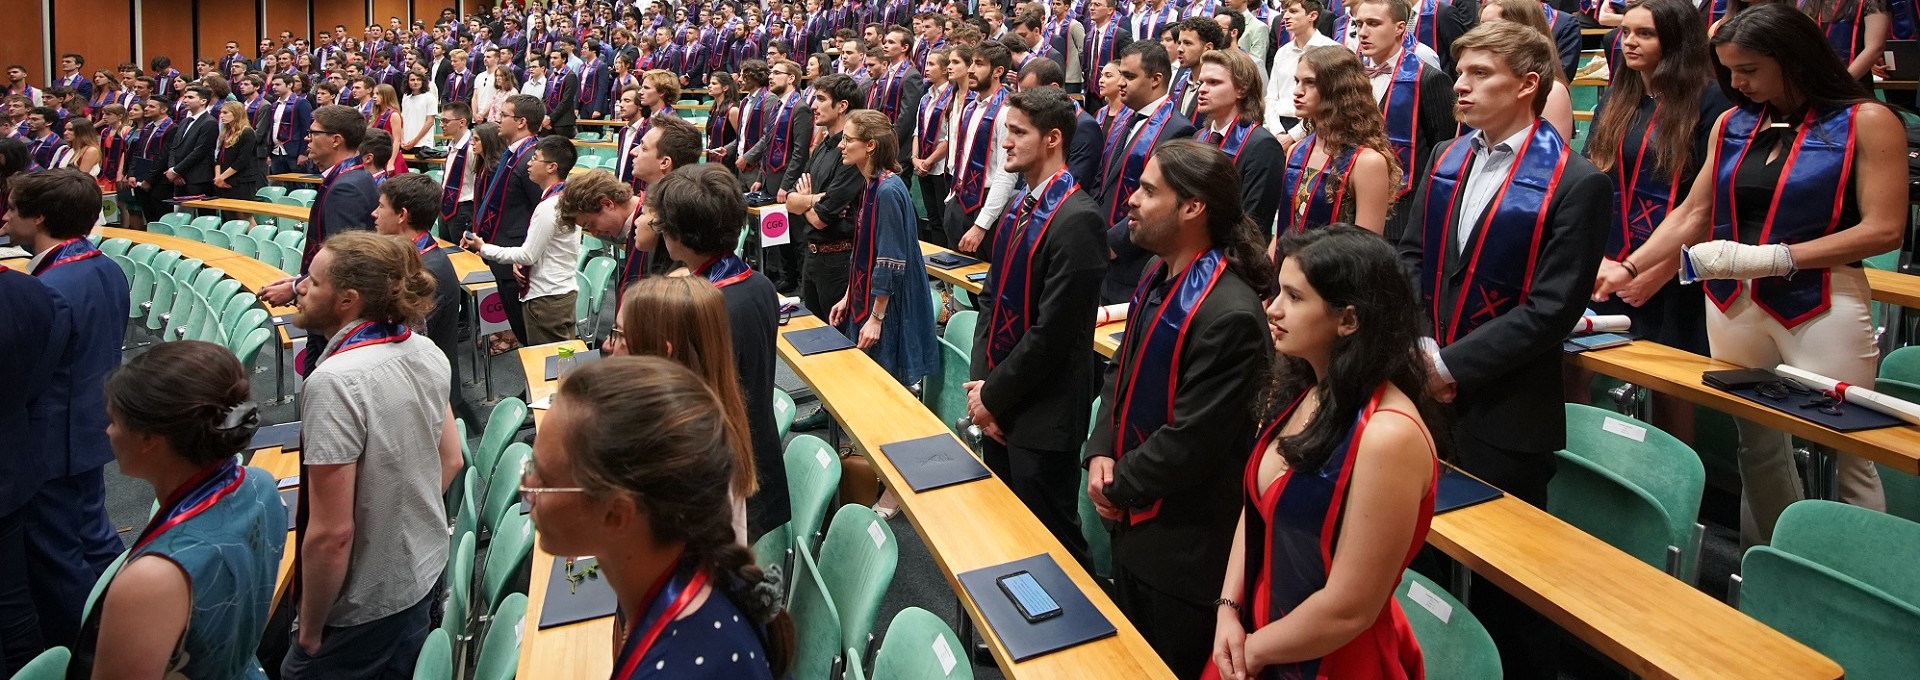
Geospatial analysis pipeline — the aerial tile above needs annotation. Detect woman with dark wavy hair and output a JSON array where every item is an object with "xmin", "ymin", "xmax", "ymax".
[
  {"xmin": 527, "ymin": 357, "xmax": 793, "ymax": 679},
  {"xmin": 1277, "ymin": 46, "xmax": 1398, "ymax": 240},
  {"xmin": 1207, "ymin": 225, "xmax": 1443, "ymax": 680},
  {"xmin": 1595, "ymin": 3, "xmax": 1898, "ymax": 545}
]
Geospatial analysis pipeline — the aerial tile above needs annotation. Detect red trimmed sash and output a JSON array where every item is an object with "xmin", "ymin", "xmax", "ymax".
[{"xmin": 1110, "ymin": 249, "xmax": 1228, "ymax": 525}]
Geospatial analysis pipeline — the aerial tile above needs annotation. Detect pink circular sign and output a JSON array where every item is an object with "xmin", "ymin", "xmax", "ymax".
[
  {"xmin": 762, "ymin": 212, "xmax": 789, "ymax": 239},
  {"xmin": 479, "ymin": 292, "xmax": 508, "ymax": 324}
]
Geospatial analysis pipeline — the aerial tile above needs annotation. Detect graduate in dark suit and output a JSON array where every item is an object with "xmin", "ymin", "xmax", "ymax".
[
  {"xmin": 474, "ymin": 94, "xmax": 548, "ymax": 343},
  {"xmin": 260, "ymin": 105, "xmax": 379, "ymax": 307},
  {"xmin": 163, "ymin": 86, "xmax": 219, "ymax": 197},
  {"xmin": 1016, "ymin": 59, "xmax": 1104, "ymax": 194},
  {"xmin": 264, "ymin": 74, "xmax": 314, "ymax": 175},
  {"xmin": 11, "ymin": 169, "xmax": 132, "ymax": 657},
  {"xmin": 533, "ymin": 54, "xmax": 581, "ymax": 138},
  {"xmin": 868, "ymin": 26, "xmax": 926, "ymax": 169},
  {"xmin": 1082, "ymin": 0, "xmax": 1134, "ymax": 85},
  {"xmin": 1189, "ymin": 49, "xmax": 1285, "ymax": 236},
  {"xmin": 1085, "ymin": 140, "xmax": 1273, "ymax": 677},
  {"xmin": 1099, "ymin": 40, "xmax": 1196, "ymax": 304},
  {"xmin": 1394, "ymin": 23, "xmax": 1608, "ymax": 679},
  {"xmin": 0, "ymin": 263, "xmax": 69, "ymax": 676},
  {"xmin": 1355, "ymin": 0, "xmax": 1457, "ymax": 241},
  {"xmin": 963, "ymin": 86, "xmax": 1108, "ymax": 561}
]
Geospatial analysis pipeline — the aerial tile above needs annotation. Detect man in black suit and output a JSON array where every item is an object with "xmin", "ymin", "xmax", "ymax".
[
  {"xmin": 1169, "ymin": 18, "xmax": 1223, "ymax": 123},
  {"xmin": 1099, "ymin": 40, "xmax": 1195, "ymax": 304},
  {"xmin": 1085, "ymin": 139, "xmax": 1271, "ymax": 676},
  {"xmin": 1394, "ymin": 22, "xmax": 1608, "ymax": 679},
  {"xmin": 1081, "ymin": 0, "xmax": 1132, "ymax": 86},
  {"xmin": 1016, "ymin": 59, "xmax": 1102, "ymax": 194},
  {"xmin": 963, "ymin": 86, "xmax": 1106, "ymax": 561},
  {"xmin": 473, "ymin": 94, "xmax": 547, "ymax": 343},
  {"xmin": 1355, "ymin": 0, "xmax": 1455, "ymax": 241},
  {"xmin": 536, "ymin": 52, "xmax": 581, "ymax": 138},
  {"xmin": 1189, "ymin": 49, "xmax": 1284, "ymax": 234},
  {"xmin": 163, "ymin": 86, "xmax": 218, "ymax": 198},
  {"xmin": 868, "ymin": 26, "xmax": 924, "ymax": 169}
]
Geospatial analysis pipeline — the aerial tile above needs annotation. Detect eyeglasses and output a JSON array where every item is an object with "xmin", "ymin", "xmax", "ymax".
[
  {"xmin": 1756, "ymin": 377, "xmax": 1846, "ymax": 415},
  {"xmin": 305, "ymin": 127, "xmax": 336, "ymax": 138},
  {"xmin": 519, "ymin": 458, "xmax": 587, "ymax": 496}
]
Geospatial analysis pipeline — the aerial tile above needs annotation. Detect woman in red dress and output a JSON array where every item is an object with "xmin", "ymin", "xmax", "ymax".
[
  {"xmin": 1208, "ymin": 225, "xmax": 1443, "ymax": 680},
  {"xmin": 368, "ymin": 83, "xmax": 409, "ymax": 176}
]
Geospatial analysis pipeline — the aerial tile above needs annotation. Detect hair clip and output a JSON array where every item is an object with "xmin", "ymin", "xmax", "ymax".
[{"xmin": 217, "ymin": 401, "xmax": 261, "ymax": 432}]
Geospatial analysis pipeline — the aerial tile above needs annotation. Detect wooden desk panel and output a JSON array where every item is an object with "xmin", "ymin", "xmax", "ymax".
[
  {"xmin": 1866, "ymin": 267, "xmax": 1920, "ymax": 309},
  {"xmin": 776, "ymin": 315, "xmax": 1175, "ymax": 680},
  {"xmin": 268, "ymin": 173, "xmax": 323, "ymax": 185},
  {"xmin": 918, "ymin": 241, "xmax": 988, "ymax": 295},
  {"xmin": 179, "ymin": 197, "xmax": 312, "ymax": 222},
  {"xmin": 1573, "ymin": 340, "xmax": 1920, "ymax": 475},
  {"xmin": 249, "ymin": 445, "xmax": 301, "ymax": 619}
]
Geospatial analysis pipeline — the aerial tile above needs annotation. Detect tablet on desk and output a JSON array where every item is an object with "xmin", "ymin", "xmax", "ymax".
[{"xmin": 927, "ymin": 252, "xmax": 981, "ymax": 269}]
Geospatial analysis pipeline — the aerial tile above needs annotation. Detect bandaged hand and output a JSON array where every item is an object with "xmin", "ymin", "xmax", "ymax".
[{"xmin": 1684, "ymin": 240, "xmax": 1795, "ymax": 281}]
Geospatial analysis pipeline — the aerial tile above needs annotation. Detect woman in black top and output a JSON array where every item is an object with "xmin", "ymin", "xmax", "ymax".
[
  {"xmin": 212, "ymin": 101, "xmax": 266, "ymax": 201},
  {"xmin": 1595, "ymin": 4, "xmax": 1899, "ymax": 544}
]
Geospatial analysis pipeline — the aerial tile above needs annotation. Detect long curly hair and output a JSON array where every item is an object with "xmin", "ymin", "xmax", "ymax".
[{"xmin": 1298, "ymin": 46, "xmax": 1401, "ymax": 196}]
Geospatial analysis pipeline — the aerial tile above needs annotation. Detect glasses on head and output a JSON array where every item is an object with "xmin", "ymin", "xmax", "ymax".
[{"xmin": 520, "ymin": 458, "xmax": 587, "ymax": 496}]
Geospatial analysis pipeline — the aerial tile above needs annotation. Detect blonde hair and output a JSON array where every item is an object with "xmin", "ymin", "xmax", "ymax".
[
  {"xmin": 218, "ymin": 101, "xmax": 252, "ymax": 148},
  {"xmin": 616, "ymin": 277, "xmax": 757, "ymax": 497},
  {"xmin": 1481, "ymin": 0, "xmax": 1567, "ymax": 82},
  {"xmin": 640, "ymin": 69, "xmax": 681, "ymax": 110},
  {"xmin": 556, "ymin": 169, "xmax": 635, "ymax": 227}
]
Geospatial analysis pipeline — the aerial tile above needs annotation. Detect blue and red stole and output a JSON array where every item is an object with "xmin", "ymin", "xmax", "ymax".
[
  {"xmin": 1280, "ymin": 136, "xmax": 1360, "ymax": 234},
  {"xmin": 611, "ymin": 559, "xmax": 710, "ymax": 679},
  {"xmin": 441, "ymin": 131, "xmax": 473, "ymax": 221},
  {"xmin": 619, "ymin": 199, "xmax": 650, "ymax": 297},
  {"xmin": 1799, "ymin": 0, "xmax": 1871, "ymax": 63},
  {"xmin": 1419, "ymin": 120, "xmax": 1570, "ymax": 345},
  {"xmin": 985, "ymin": 168, "xmax": 1078, "ymax": 369},
  {"xmin": 1102, "ymin": 99, "xmax": 1177, "ymax": 225},
  {"xmin": 917, "ymin": 84, "xmax": 956, "ymax": 160},
  {"xmin": 1412, "ymin": 0, "xmax": 1440, "ymax": 52},
  {"xmin": 1108, "ymin": 248, "xmax": 1230, "ymax": 525},
  {"xmin": 30, "ymin": 238, "xmax": 103, "ymax": 276},
  {"xmin": 953, "ymin": 87, "xmax": 1009, "ymax": 213},
  {"xmin": 697, "ymin": 253, "xmax": 753, "ymax": 289},
  {"xmin": 740, "ymin": 87, "xmax": 769, "ymax": 153},
  {"xmin": 1706, "ymin": 104, "xmax": 1859, "ymax": 329},
  {"xmin": 868, "ymin": 61, "xmax": 912, "ymax": 118},
  {"xmin": 1135, "ymin": 2, "xmax": 1180, "ymax": 43},
  {"xmin": 1379, "ymin": 44, "xmax": 1425, "ymax": 199},
  {"xmin": 412, "ymin": 232, "xmax": 437, "ymax": 255},
  {"xmin": 1197, "ymin": 116, "xmax": 1258, "ymax": 163},
  {"xmin": 1893, "ymin": 0, "xmax": 1917, "ymax": 40},
  {"xmin": 132, "ymin": 458, "xmax": 246, "ymax": 557},
  {"xmin": 1606, "ymin": 103, "xmax": 1685, "ymax": 260},
  {"xmin": 847, "ymin": 172, "xmax": 890, "ymax": 326},
  {"xmin": 474, "ymin": 136, "xmax": 537, "ymax": 240},
  {"xmin": 136, "ymin": 116, "xmax": 174, "ymax": 163},
  {"xmin": 1084, "ymin": 20, "xmax": 1121, "ymax": 81},
  {"xmin": 303, "ymin": 158, "xmax": 369, "ymax": 273},
  {"xmin": 325, "ymin": 319, "xmax": 413, "ymax": 361},
  {"xmin": 765, "ymin": 91, "xmax": 802, "ymax": 174}
]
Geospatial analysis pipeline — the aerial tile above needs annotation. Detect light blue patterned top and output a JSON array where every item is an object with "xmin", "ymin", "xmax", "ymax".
[{"xmin": 132, "ymin": 466, "xmax": 286, "ymax": 680}]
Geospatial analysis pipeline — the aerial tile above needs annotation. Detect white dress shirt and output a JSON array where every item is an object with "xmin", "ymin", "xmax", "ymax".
[
  {"xmin": 473, "ymin": 71, "xmax": 498, "ymax": 121},
  {"xmin": 946, "ymin": 88, "xmax": 1017, "ymax": 230},
  {"xmin": 1456, "ymin": 125, "xmax": 1533, "ymax": 253},
  {"xmin": 479, "ymin": 193, "xmax": 581, "ymax": 300},
  {"xmin": 1365, "ymin": 46, "xmax": 1442, "ymax": 102},
  {"xmin": 520, "ymin": 75, "xmax": 548, "ymax": 98},
  {"xmin": 1265, "ymin": 30, "xmax": 1339, "ymax": 133}
]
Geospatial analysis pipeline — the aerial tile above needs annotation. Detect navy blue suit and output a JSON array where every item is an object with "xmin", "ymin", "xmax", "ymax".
[
  {"xmin": 263, "ymin": 97, "xmax": 315, "ymax": 175},
  {"xmin": 1069, "ymin": 107, "xmax": 1103, "ymax": 204},
  {"xmin": 0, "ymin": 267, "xmax": 70, "ymax": 674},
  {"xmin": 25, "ymin": 250, "xmax": 129, "ymax": 655}
]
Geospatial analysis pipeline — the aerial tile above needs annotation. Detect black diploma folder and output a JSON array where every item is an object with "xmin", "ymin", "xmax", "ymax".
[
  {"xmin": 1435, "ymin": 466, "xmax": 1505, "ymax": 514},
  {"xmin": 956, "ymin": 554, "xmax": 1116, "ymax": 661},
  {"xmin": 537, "ymin": 556, "xmax": 619, "ymax": 628},
  {"xmin": 249, "ymin": 421, "xmax": 302, "ymax": 452},
  {"xmin": 783, "ymin": 326, "xmax": 857, "ymax": 355},
  {"xmin": 880, "ymin": 434, "xmax": 991, "ymax": 492},
  {"xmin": 927, "ymin": 252, "xmax": 981, "ymax": 269}
]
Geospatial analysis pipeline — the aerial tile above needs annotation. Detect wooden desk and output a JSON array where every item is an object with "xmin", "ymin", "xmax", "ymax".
[
  {"xmin": 777, "ymin": 315, "xmax": 1175, "ymax": 679},
  {"xmin": 576, "ymin": 118, "xmax": 627, "ymax": 127},
  {"xmin": 573, "ymin": 139, "xmax": 616, "ymax": 149},
  {"xmin": 918, "ymin": 241, "xmax": 988, "ymax": 295},
  {"xmin": 180, "ymin": 197, "xmax": 311, "ymax": 222},
  {"xmin": 1429, "ymin": 484, "xmax": 1841, "ymax": 679},
  {"xmin": 1866, "ymin": 267, "xmax": 1920, "ymax": 309},
  {"xmin": 249, "ymin": 445, "xmax": 302, "ymax": 619},
  {"xmin": 269, "ymin": 173, "xmax": 323, "ymax": 185},
  {"xmin": 514, "ymin": 341, "xmax": 617, "ymax": 680},
  {"xmin": 1572, "ymin": 340, "xmax": 1920, "ymax": 475}
]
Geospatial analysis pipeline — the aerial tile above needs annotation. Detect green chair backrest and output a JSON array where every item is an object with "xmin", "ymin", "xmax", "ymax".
[
  {"xmin": 126, "ymin": 243, "xmax": 160, "ymax": 265},
  {"xmin": 156, "ymin": 211, "xmax": 192, "ymax": 226},
  {"xmin": 480, "ymin": 508, "xmax": 534, "ymax": 614},
  {"xmin": 1550, "ymin": 403, "xmax": 1704, "ymax": 578},
  {"xmin": 474, "ymin": 397, "xmax": 529, "ymax": 485},
  {"xmin": 287, "ymin": 188, "xmax": 318, "ymax": 202},
  {"xmin": 752, "ymin": 523, "xmax": 797, "ymax": 603},
  {"xmin": 203, "ymin": 229, "xmax": 233, "ymax": 250},
  {"xmin": 279, "ymin": 244, "xmax": 303, "ymax": 272},
  {"xmin": 471, "ymin": 593, "xmax": 528, "ymax": 680},
  {"xmin": 1395, "ymin": 570, "xmax": 1502, "ymax": 680},
  {"xmin": 149, "ymin": 221, "xmax": 177, "ymax": 236},
  {"xmin": 786, "ymin": 434, "xmax": 844, "ymax": 555},
  {"xmin": 1771, "ymin": 500, "xmax": 1920, "ymax": 608},
  {"xmin": 232, "ymin": 327, "xmax": 273, "ymax": 366},
  {"xmin": 1738, "ymin": 546, "xmax": 1920, "ymax": 680},
  {"xmin": 483, "ymin": 443, "xmax": 532, "ymax": 539},
  {"xmin": 273, "ymin": 229, "xmax": 305, "ymax": 247},
  {"xmin": 11, "ymin": 646, "xmax": 71, "ymax": 680},
  {"xmin": 230, "ymin": 235, "xmax": 259, "ymax": 258},
  {"xmin": 774, "ymin": 388, "xmax": 798, "ymax": 440},
  {"xmin": 1881, "ymin": 346, "xmax": 1920, "ymax": 385},
  {"xmin": 581, "ymin": 256, "xmax": 618, "ymax": 315},
  {"xmin": 256, "ymin": 186, "xmax": 288, "ymax": 201},
  {"xmin": 941, "ymin": 310, "xmax": 977, "ymax": 355},
  {"xmin": 81, "ymin": 551, "xmax": 131, "ymax": 623},
  {"xmin": 789, "ymin": 546, "xmax": 845, "ymax": 680},
  {"xmin": 818, "ymin": 504, "xmax": 899, "ymax": 661},
  {"xmin": 128, "ymin": 264, "xmax": 155, "ymax": 320},
  {"xmin": 221, "ymin": 293, "xmax": 261, "ymax": 335},
  {"xmin": 444, "ymin": 530, "xmax": 476, "ymax": 645},
  {"xmin": 144, "ymin": 270, "xmax": 178, "ymax": 330},
  {"xmin": 190, "ymin": 267, "xmax": 226, "ymax": 297},
  {"xmin": 921, "ymin": 339, "xmax": 971, "ymax": 440},
  {"xmin": 189, "ymin": 215, "xmax": 222, "ymax": 231},
  {"xmin": 100, "ymin": 238, "xmax": 132, "ymax": 257},
  {"xmin": 412, "ymin": 628, "xmax": 453, "ymax": 680},
  {"xmin": 170, "ymin": 257, "xmax": 204, "ymax": 283},
  {"xmin": 870, "ymin": 607, "xmax": 973, "ymax": 680},
  {"xmin": 454, "ymin": 469, "xmax": 479, "ymax": 559},
  {"xmin": 108, "ymin": 254, "xmax": 135, "ymax": 286},
  {"xmin": 1869, "ymin": 379, "xmax": 1920, "ymax": 523}
]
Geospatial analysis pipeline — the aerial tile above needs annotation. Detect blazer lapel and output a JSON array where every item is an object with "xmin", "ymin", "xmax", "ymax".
[{"xmin": 1444, "ymin": 139, "xmax": 1475, "ymax": 279}]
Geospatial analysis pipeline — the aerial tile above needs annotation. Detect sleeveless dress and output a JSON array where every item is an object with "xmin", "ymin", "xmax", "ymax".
[{"xmin": 1220, "ymin": 384, "xmax": 1437, "ymax": 680}]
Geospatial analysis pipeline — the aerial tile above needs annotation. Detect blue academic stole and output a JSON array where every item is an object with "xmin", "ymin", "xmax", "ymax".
[
  {"xmin": 1109, "ymin": 249, "xmax": 1229, "ymax": 525},
  {"xmin": 847, "ymin": 173, "xmax": 888, "ymax": 325},
  {"xmin": 918, "ymin": 85, "xmax": 955, "ymax": 158},
  {"xmin": 741, "ymin": 87, "xmax": 769, "ymax": 153},
  {"xmin": 1606, "ymin": 104, "xmax": 1684, "ymax": 260},
  {"xmin": 1084, "ymin": 21, "xmax": 1120, "ymax": 81},
  {"xmin": 766, "ymin": 91, "xmax": 801, "ymax": 173},
  {"xmin": 441, "ymin": 132, "xmax": 471, "ymax": 221},
  {"xmin": 1102, "ymin": 100, "xmax": 1176, "ymax": 225},
  {"xmin": 30, "ymin": 238, "xmax": 102, "ymax": 276},
  {"xmin": 954, "ymin": 88, "xmax": 1009, "ymax": 213},
  {"xmin": 1420, "ymin": 121, "xmax": 1570, "ymax": 345},
  {"xmin": 303, "ymin": 158, "xmax": 367, "ymax": 273},
  {"xmin": 697, "ymin": 253, "xmax": 753, "ymax": 289},
  {"xmin": 474, "ymin": 136, "xmax": 535, "ymax": 240},
  {"xmin": 1379, "ymin": 47, "xmax": 1424, "ymax": 199},
  {"xmin": 1198, "ymin": 117, "xmax": 1257, "ymax": 163},
  {"xmin": 1706, "ymin": 104, "xmax": 1859, "ymax": 329},
  {"xmin": 1413, "ymin": 0, "xmax": 1440, "ymax": 52},
  {"xmin": 1800, "ymin": 0, "xmax": 1869, "ymax": 62},
  {"xmin": 985, "ymin": 169, "xmax": 1078, "ymax": 369},
  {"xmin": 1280, "ymin": 136, "xmax": 1360, "ymax": 234},
  {"xmin": 868, "ymin": 61, "xmax": 911, "ymax": 118}
]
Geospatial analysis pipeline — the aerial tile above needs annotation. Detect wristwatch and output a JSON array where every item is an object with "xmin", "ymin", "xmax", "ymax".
[{"xmin": 872, "ymin": 309, "xmax": 887, "ymax": 321}]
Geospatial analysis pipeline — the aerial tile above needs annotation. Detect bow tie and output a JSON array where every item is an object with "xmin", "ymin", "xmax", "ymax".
[{"xmin": 1366, "ymin": 57, "xmax": 1396, "ymax": 79}]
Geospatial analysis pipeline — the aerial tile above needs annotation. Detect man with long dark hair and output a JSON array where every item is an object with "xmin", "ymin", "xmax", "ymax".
[{"xmin": 1084, "ymin": 139, "xmax": 1272, "ymax": 676}]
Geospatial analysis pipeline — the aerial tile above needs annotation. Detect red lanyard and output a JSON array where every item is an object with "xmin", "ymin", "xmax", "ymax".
[{"xmin": 611, "ymin": 563, "xmax": 710, "ymax": 679}]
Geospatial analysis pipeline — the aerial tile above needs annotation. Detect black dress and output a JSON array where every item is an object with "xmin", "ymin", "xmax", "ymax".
[{"xmin": 217, "ymin": 128, "xmax": 266, "ymax": 200}]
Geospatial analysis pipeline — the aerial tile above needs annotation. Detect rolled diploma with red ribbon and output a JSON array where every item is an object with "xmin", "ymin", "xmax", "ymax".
[
  {"xmin": 1775, "ymin": 364, "xmax": 1920, "ymax": 426},
  {"xmin": 1096, "ymin": 303, "xmax": 1131, "ymax": 326},
  {"xmin": 1573, "ymin": 315, "xmax": 1631, "ymax": 335}
]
